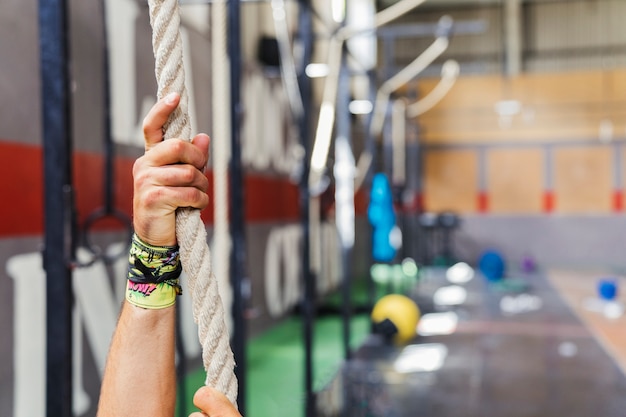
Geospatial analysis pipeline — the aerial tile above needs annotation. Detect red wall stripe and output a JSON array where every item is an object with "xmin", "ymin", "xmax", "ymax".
[
  {"xmin": 0, "ymin": 141, "xmax": 301, "ymax": 237},
  {"xmin": 613, "ymin": 190, "xmax": 623, "ymax": 212},
  {"xmin": 244, "ymin": 175, "xmax": 300, "ymax": 222},
  {"xmin": 354, "ymin": 189, "xmax": 369, "ymax": 216},
  {"xmin": 0, "ymin": 142, "xmax": 44, "ymax": 236},
  {"xmin": 543, "ymin": 191, "xmax": 554, "ymax": 213},
  {"xmin": 477, "ymin": 191, "xmax": 489, "ymax": 213}
]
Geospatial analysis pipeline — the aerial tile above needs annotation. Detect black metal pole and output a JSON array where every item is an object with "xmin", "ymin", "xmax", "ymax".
[
  {"xmin": 100, "ymin": 0, "xmax": 114, "ymax": 214},
  {"xmin": 228, "ymin": 0, "xmax": 247, "ymax": 413},
  {"xmin": 296, "ymin": 1, "xmax": 315, "ymax": 416},
  {"xmin": 406, "ymin": 137, "xmax": 420, "ymax": 261},
  {"xmin": 39, "ymin": 0, "xmax": 74, "ymax": 416},
  {"xmin": 365, "ymin": 69, "xmax": 378, "ymax": 310},
  {"xmin": 335, "ymin": 52, "xmax": 353, "ymax": 361}
]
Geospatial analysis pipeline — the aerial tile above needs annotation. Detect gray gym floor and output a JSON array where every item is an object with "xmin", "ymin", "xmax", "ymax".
[{"xmin": 320, "ymin": 268, "xmax": 626, "ymax": 417}]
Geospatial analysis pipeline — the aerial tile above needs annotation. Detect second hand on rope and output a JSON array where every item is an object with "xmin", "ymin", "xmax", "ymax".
[{"xmin": 147, "ymin": 0, "xmax": 238, "ymax": 405}]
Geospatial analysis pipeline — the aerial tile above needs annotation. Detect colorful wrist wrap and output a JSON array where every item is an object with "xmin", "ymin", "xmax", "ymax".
[{"xmin": 126, "ymin": 233, "xmax": 182, "ymax": 309}]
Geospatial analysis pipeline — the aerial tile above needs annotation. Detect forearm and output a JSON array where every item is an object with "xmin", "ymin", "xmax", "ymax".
[
  {"xmin": 97, "ymin": 300, "xmax": 177, "ymax": 417},
  {"xmin": 96, "ymin": 94, "xmax": 211, "ymax": 417}
]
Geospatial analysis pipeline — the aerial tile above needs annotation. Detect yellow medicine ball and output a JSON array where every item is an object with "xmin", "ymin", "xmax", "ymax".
[{"xmin": 371, "ymin": 294, "xmax": 421, "ymax": 344}]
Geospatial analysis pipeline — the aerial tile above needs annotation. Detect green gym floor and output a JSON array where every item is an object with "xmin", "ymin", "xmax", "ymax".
[
  {"xmin": 178, "ymin": 312, "xmax": 370, "ymax": 417},
  {"xmin": 176, "ymin": 277, "xmax": 375, "ymax": 417}
]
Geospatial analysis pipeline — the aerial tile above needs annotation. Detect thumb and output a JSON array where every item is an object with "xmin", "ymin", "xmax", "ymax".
[
  {"xmin": 193, "ymin": 386, "xmax": 241, "ymax": 417},
  {"xmin": 142, "ymin": 92, "xmax": 180, "ymax": 151}
]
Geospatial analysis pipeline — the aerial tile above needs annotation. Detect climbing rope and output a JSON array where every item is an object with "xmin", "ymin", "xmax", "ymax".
[{"xmin": 147, "ymin": 0, "xmax": 238, "ymax": 404}]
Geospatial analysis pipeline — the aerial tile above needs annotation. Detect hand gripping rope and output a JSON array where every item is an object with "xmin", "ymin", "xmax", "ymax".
[{"xmin": 147, "ymin": 0, "xmax": 238, "ymax": 405}]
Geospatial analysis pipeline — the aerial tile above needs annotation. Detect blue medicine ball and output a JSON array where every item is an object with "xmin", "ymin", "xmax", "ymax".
[
  {"xmin": 478, "ymin": 250, "xmax": 505, "ymax": 282},
  {"xmin": 598, "ymin": 278, "xmax": 618, "ymax": 301}
]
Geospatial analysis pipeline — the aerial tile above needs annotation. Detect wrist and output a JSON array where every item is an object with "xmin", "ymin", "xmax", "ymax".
[
  {"xmin": 132, "ymin": 216, "xmax": 177, "ymax": 247},
  {"xmin": 132, "ymin": 230, "xmax": 177, "ymax": 247}
]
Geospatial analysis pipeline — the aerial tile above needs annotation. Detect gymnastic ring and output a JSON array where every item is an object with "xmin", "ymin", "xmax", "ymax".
[{"xmin": 77, "ymin": 208, "xmax": 133, "ymax": 267}]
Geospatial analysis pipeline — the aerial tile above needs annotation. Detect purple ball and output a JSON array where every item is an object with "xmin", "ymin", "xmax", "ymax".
[{"xmin": 521, "ymin": 255, "xmax": 536, "ymax": 273}]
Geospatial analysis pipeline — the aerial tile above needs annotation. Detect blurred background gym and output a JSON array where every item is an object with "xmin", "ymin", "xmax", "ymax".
[{"xmin": 2, "ymin": 0, "xmax": 626, "ymax": 416}]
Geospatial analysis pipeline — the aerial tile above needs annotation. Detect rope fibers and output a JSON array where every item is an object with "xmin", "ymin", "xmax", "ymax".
[{"xmin": 147, "ymin": 0, "xmax": 238, "ymax": 404}]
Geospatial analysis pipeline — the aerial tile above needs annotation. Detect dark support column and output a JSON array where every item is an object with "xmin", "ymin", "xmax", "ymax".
[
  {"xmin": 364, "ymin": 69, "xmax": 378, "ymax": 310},
  {"xmin": 100, "ymin": 0, "xmax": 114, "ymax": 214},
  {"xmin": 405, "ymin": 136, "xmax": 421, "ymax": 261},
  {"xmin": 335, "ymin": 53, "xmax": 354, "ymax": 361},
  {"xmin": 228, "ymin": 0, "xmax": 247, "ymax": 413},
  {"xmin": 38, "ymin": 0, "xmax": 74, "ymax": 416},
  {"xmin": 296, "ymin": 1, "xmax": 315, "ymax": 416}
]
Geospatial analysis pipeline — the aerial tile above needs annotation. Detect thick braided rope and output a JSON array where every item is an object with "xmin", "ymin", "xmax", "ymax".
[{"xmin": 147, "ymin": 0, "xmax": 238, "ymax": 404}]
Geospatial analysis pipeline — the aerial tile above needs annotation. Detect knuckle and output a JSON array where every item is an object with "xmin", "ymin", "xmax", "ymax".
[
  {"xmin": 143, "ymin": 187, "xmax": 169, "ymax": 210},
  {"xmin": 132, "ymin": 158, "xmax": 143, "ymax": 177},
  {"xmin": 186, "ymin": 188, "xmax": 208, "ymax": 209},
  {"xmin": 133, "ymin": 168, "xmax": 150, "ymax": 189},
  {"xmin": 181, "ymin": 165, "xmax": 196, "ymax": 183},
  {"xmin": 168, "ymin": 138, "xmax": 186, "ymax": 155}
]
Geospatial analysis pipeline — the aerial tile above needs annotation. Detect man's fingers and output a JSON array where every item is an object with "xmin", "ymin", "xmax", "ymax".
[
  {"xmin": 140, "ymin": 164, "xmax": 209, "ymax": 192},
  {"xmin": 142, "ymin": 92, "xmax": 180, "ymax": 150},
  {"xmin": 192, "ymin": 134, "xmax": 211, "ymax": 172},
  {"xmin": 139, "ymin": 139, "xmax": 208, "ymax": 171}
]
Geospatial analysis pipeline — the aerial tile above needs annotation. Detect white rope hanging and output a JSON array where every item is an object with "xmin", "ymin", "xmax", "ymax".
[{"xmin": 147, "ymin": 0, "xmax": 238, "ymax": 404}]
